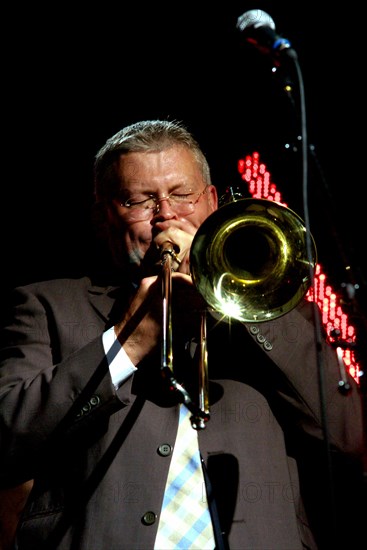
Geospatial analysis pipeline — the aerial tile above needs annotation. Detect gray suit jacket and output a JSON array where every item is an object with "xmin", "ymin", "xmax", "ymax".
[{"xmin": 0, "ymin": 276, "xmax": 364, "ymax": 549}]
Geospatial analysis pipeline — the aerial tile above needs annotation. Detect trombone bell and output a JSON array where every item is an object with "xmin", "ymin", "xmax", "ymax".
[{"xmin": 190, "ymin": 198, "xmax": 317, "ymax": 323}]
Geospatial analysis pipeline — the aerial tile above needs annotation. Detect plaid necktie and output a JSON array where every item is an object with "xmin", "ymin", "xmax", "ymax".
[{"xmin": 154, "ymin": 404, "xmax": 215, "ymax": 549}]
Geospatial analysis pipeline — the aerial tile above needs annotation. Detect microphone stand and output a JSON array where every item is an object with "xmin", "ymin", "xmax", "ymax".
[{"xmin": 267, "ymin": 53, "xmax": 367, "ymax": 550}]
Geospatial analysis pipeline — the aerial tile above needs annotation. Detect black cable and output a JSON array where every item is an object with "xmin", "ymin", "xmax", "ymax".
[{"xmin": 292, "ymin": 52, "xmax": 337, "ymax": 537}]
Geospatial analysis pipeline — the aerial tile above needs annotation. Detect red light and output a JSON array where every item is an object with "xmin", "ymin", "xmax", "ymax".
[{"xmin": 238, "ymin": 151, "xmax": 362, "ymax": 383}]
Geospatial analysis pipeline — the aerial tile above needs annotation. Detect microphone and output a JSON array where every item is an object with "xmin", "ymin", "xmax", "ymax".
[{"xmin": 236, "ymin": 9, "xmax": 297, "ymax": 59}]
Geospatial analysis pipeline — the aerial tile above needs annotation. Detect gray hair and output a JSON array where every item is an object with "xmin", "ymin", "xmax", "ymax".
[{"xmin": 93, "ymin": 119, "xmax": 212, "ymax": 203}]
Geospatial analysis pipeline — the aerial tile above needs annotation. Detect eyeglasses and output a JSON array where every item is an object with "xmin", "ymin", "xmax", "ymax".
[{"xmin": 117, "ymin": 186, "xmax": 208, "ymax": 221}]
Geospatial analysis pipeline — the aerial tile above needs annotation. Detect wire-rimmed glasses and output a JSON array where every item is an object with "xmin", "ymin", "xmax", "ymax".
[{"xmin": 117, "ymin": 186, "xmax": 208, "ymax": 221}]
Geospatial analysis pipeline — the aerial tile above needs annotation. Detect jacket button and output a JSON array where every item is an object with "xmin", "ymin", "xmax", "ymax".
[
  {"xmin": 142, "ymin": 511, "xmax": 157, "ymax": 525},
  {"xmin": 82, "ymin": 402, "xmax": 91, "ymax": 414},
  {"xmin": 264, "ymin": 340, "xmax": 273, "ymax": 351},
  {"xmin": 90, "ymin": 395, "xmax": 100, "ymax": 406},
  {"xmin": 249, "ymin": 325, "xmax": 260, "ymax": 335},
  {"xmin": 157, "ymin": 444, "xmax": 173, "ymax": 457},
  {"xmin": 256, "ymin": 334, "xmax": 266, "ymax": 343}
]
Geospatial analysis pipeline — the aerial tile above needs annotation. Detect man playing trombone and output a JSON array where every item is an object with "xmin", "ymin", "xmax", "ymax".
[{"xmin": 0, "ymin": 119, "xmax": 365, "ymax": 550}]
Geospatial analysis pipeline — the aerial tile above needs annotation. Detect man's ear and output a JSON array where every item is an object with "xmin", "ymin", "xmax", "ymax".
[{"xmin": 207, "ymin": 184, "xmax": 219, "ymax": 212}]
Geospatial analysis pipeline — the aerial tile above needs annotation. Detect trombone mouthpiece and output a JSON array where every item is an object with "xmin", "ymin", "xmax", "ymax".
[
  {"xmin": 160, "ymin": 241, "xmax": 181, "ymax": 268},
  {"xmin": 160, "ymin": 241, "xmax": 175, "ymax": 257}
]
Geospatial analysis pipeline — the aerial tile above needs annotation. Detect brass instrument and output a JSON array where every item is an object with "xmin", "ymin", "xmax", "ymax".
[
  {"xmin": 191, "ymin": 195, "xmax": 317, "ymax": 323},
  {"xmin": 160, "ymin": 190, "xmax": 317, "ymax": 429},
  {"xmin": 160, "ymin": 241, "xmax": 210, "ymax": 430}
]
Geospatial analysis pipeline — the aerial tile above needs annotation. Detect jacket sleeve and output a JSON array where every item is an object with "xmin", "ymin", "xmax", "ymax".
[
  {"xmin": 247, "ymin": 298, "xmax": 365, "ymax": 458},
  {"xmin": 0, "ymin": 284, "xmax": 132, "ymax": 487}
]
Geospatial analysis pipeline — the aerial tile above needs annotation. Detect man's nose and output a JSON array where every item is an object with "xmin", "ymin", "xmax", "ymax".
[{"xmin": 155, "ymin": 196, "xmax": 175, "ymax": 215}]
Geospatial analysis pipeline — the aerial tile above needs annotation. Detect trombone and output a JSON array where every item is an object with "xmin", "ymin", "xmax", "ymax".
[
  {"xmin": 160, "ymin": 188, "xmax": 317, "ymax": 429},
  {"xmin": 160, "ymin": 241, "xmax": 210, "ymax": 430}
]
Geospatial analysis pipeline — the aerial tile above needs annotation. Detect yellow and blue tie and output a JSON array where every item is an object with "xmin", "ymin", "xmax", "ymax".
[{"xmin": 154, "ymin": 404, "xmax": 215, "ymax": 549}]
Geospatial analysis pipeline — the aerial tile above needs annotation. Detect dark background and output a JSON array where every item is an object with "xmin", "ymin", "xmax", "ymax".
[
  {"xmin": 2, "ymin": 2, "xmax": 366, "ymax": 294},
  {"xmin": 1, "ymin": 1, "xmax": 366, "ymax": 540},
  {"xmin": 1, "ymin": 7, "xmax": 365, "ymax": 317},
  {"xmin": 3, "ymin": 0, "xmax": 366, "ymax": 368}
]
